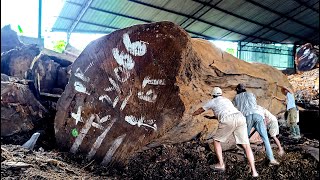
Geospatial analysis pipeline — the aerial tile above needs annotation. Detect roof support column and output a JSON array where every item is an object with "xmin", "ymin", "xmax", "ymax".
[
  {"xmin": 67, "ymin": 0, "xmax": 93, "ymax": 44},
  {"xmin": 38, "ymin": 0, "xmax": 42, "ymax": 39}
]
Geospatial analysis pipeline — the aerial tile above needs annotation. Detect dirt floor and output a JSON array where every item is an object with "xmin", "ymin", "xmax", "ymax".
[{"xmin": 1, "ymin": 126, "xmax": 319, "ymax": 180}]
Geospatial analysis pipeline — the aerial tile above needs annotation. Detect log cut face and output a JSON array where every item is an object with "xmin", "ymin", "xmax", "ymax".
[
  {"xmin": 55, "ymin": 22, "xmax": 187, "ymax": 165},
  {"xmin": 55, "ymin": 21, "xmax": 292, "ymax": 165},
  {"xmin": 1, "ymin": 44, "xmax": 40, "ymax": 79},
  {"xmin": 30, "ymin": 54, "xmax": 61, "ymax": 93}
]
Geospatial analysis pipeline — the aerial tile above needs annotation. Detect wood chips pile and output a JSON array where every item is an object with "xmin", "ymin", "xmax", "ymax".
[{"xmin": 287, "ymin": 69, "xmax": 319, "ymax": 103}]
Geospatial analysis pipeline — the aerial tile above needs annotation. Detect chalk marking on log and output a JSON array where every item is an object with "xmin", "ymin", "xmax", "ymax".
[
  {"xmin": 99, "ymin": 115, "xmax": 111, "ymax": 123},
  {"xmin": 123, "ymin": 33, "xmax": 148, "ymax": 56},
  {"xmin": 37, "ymin": 73, "xmax": 41, "ymax": 92},
  {"xmin": 70, "ymin": 114, "xmax": 95, "ymax": 153},
  {"xmin": 308, "ymin": 53, "xmax": 315, "ymax": 59},
  {"xmin": 120, "ymin": 89, "xmax": 132, "ymax": 111},
  {"xmin": 75, "ymin": 68, "xmax": 90, "ymax": 82},
  {"xmin": 74, "ymin": 81, "xmax": 90, "ymax": 95},
  {"xmin": 113, "ymin": 96, "xmax": 119, "ymax": 108},
  {"xmin": 142, "ymin": 76, "xmax": 165, "ymax": 88},
  {"xmin": 92, "ymin": 122, "xmax": 103, "ymax": 130},
  {"xmin": 29, "ymin": 53, "xmax": 42, "ymax": 70},
  {"xmin": 101, "ymin": 134, "xmax": 126, "ymax": 165},
  {"xmin": 298, "ymin": 49, "xmax": 311, "ymax": 61},
  {"xmin": 114, "ymin": 66, "xmax": 130, "ymax": 83},
  {"xmin": 85, "ymin": 62, "xmax": 94, "ymax": 73},
  {"xmin": 104, "ymin": 87, "xmax": 115, "ymax": 92},
  {"xmin": 99, "ymin": 95, "xmax": 112, "ymax": 104},
  {"xmin": 124, "ymin": 115, "xmax": 157, "ymax": 131},
  {"xmin": 112, "ymin": 48, "xmax": 134, "ymax": 70},
  {"xmin": 71, "ymin": 106, "xmax": 83, "ymax": 125},
  {"xmin": 109, "ymin": 77, "xmax": 121, "ymax": 94},
  {"xmin": 95, "ymin": 114, "xmax": 101, "ymax": 123},
  {"xmin": 137, "ymin": 89, "xmax": 157, "ymax": 103},
  {"xmin": 87, "ymin": 118, "xmax": 117, "ymax": 160}
]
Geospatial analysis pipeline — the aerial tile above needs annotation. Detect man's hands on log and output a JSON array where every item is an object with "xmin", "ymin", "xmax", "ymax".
[
  {"xmin": 192, "ymin": 107, "xmax": 205, "ymax": 116},
  {"xmin": 272, "ymin": 95, "xmax": 286, "ymax": 104}
]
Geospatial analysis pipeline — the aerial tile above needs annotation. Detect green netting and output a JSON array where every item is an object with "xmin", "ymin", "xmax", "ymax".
[{"xmin": 238, "ymin": 42, "xmax": 294, "ymax": 69}]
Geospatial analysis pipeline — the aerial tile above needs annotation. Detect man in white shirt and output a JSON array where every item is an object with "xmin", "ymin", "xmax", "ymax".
[
  {"xmin": 193, "ymin": 87, "xmax": 258, "ymax": 177},
  {"xmin": 256, "ymin": 105, "xmax": 284, "ymax": 156},
  {"xmin": 273, "ymin": 86, "xmax": 301, "ymax": 139}
]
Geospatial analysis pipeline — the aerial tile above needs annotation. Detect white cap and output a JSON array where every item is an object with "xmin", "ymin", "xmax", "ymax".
[{"xmin": 212, "ymin": 87, "xmax": 222, "ymax": 96}]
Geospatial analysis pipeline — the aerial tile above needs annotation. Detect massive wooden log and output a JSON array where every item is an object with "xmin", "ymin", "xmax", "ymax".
[
  {"xmin": 1, "ymin": 25, "xmax": 23, "ymax": 53},
  {"xmin": 29, "ymin": 54, "xmax": 61, "ymax": 94},
  {"xmin": 1, "ymin": 44, "xmax": 72, "ymax": 96},
  {"xmin": 1, "ymin": 44, "xmax": 40, "ymax": 79},
  {"xmin": 1, "ymin": 77, "xmax": 48, "ymax": 136},
  {"xmin": 295, "ymin": 43, "xmax": 319, "ymax": 72},
  {"xmin": 54, "ymin": 21, "xmax": 292, "ymax": 166}
]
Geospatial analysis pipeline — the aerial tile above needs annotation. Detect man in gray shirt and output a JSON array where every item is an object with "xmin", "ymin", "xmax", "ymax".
[{"xmin": 233, "ymin": 83, "xmax": 279, "ymax": 166}]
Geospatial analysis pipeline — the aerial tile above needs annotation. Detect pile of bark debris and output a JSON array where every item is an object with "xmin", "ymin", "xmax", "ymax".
[
  {"xmin": 1, "ymin": 25, "xmax": 76, "ymax": 148},
  {"xmin": 287, "ymin": 68, "xmax": 319, "ymax": 109}
]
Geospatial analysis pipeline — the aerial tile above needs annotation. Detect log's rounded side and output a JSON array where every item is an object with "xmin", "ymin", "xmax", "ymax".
[{"xmin": 54, "ymin": 22, "xmax": 188, "ymax": 165}]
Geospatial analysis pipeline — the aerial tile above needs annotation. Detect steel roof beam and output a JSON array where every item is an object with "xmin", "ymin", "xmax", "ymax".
[
  {"xmin": 38, "ymin": 0, "xmax": 42, "ymax": 39},
  {"xmin": 52, "ymin": 28, "xmax": 112, "ymax": 34},
  {"xmin": 67, "ymin": 0, "xmax": 93, "ymax": 41},
  {"xmin": 242, "ymin": 1, "xmax": 319, "ymax": 45},
  {"xmin": 183, "ymin": 0, "xmax": 223, "ymax": 29},
  {"xmin": 66, "ymin": 1, "xmax": 152, "ymax": 23},
  {"xmin": 65, "ymin": 0, "xmax": 228, "ymax": 41},
  {"xmin": 293, "ymin": 0, "xmax": 319, "ymax": 13},
  {"xmin": 56, "ymin": 16, "xmax": 217, "ymax": 41},
  {"xmin": 179, "ymin": 3, "xmax": 207, "ymax": 27},
  {"xmin": 57, "ymin": 16, "xmax": 119, "ymax": 30},
  {"xmin": 246, "ymin": 0, "xmax": 318, "ymax": 31},
  {"xmin": 281, "ymin": 28, "xmax": 319, "ymax": 44},
  {"xmin": 193, "ymin": 0, "xmax": 310, "ymax": 42},
  {"xmin": 129, "ymin": 0, "xmax": 275, "ymax": 43}
]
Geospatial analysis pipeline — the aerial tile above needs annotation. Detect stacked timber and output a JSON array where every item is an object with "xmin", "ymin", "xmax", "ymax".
[
  {"xmin": 1, "ymin": 25, "xmax": 74, "ymax": 141},
  {"xmin": 54, "ymin": 21, "xmax": 292, "ymax": 166}
]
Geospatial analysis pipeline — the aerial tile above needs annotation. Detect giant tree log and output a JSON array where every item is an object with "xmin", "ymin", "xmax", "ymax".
[
  {"xmin": 54, "ymin": 21, "xmax": 292, "ymax": 166},
  {"xmin": 1, "ymin": 78, "xmax": 48, "ymax": 137},
  {"xmin": 1, "ymin": 25, "xmax": 23, "ymax": 53},
  {"xmin": 295, "ymin": 43, "xmax": 319, "ymax": 72},
  {"xmin": 1, "ymin": 44, "xmax": 40, "ymax": 79},
  {"xmin": 29, "ymin": 54, "xmax": 61, "ymax": 94}
]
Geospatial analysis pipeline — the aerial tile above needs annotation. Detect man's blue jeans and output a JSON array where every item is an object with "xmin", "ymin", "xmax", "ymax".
[{"xmin": 246, "ymin": 113, "xmax": 275, "ymax": 161}]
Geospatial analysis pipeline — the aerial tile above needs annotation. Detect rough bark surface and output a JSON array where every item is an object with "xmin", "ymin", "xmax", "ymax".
[
  {"xmin": 30, "ymin": 54, "xmax": 61, "ymax": 94},
  {"xmin": 1, "ymin": 45, "xmax": 72, "ymax": 95},
  {"xmin": 54, "ymin": 21, "xmax": 292, "ymax": 166},
  {"xmin": 1, "ymin": 25, "xmax": 23, "ymax": 53},
  {"xmin": 1, "ymin": 44, "xmax": 40, "ymax": 79},
  {"xmin": 1, "ymin": 80, "xmax": 48, "ymax": 136},
  {"xmin": 1, "ymin": 28, "xmax": 73, "ymax": 143},
  {"xmin": 295, "ymin": 43, "xmax": 319, "ymax": 72}
]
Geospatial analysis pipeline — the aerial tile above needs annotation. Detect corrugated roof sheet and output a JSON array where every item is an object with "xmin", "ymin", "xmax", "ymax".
[{"xmin": 52, "ymin": 0, "xmax": 319, "ymax": 44}]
